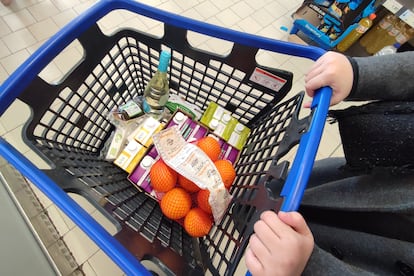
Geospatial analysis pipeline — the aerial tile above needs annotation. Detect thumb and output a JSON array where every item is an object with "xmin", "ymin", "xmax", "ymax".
[{"xmin": 278, "ymin": 211, "xmax": 312, "ymax": 236}]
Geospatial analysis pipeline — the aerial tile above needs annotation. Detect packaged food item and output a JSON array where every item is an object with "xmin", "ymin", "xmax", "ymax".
[
  {"xmin": 217, "ymin": 138, "xmax": 240, "ymax": 164},
  {"xmin": 114, "ymin": 140, "xmax": 147, "ymax": 173},
  {"xmin": 165, "ymin": 94, "xmax": 203, "ymax": 120},
  {"xmin": 153, "ymin": 127, "xmax": 232, "ymax": 223},
  {"xmin": 105, "ymin": 127, "xmax": 127, "ymax": 161},
  {"xmin": 200, "ymin": 102, "xmax": 250, "ymax": 149},
  {"xmin": 117, "ymin": 97, "xmax": 144, "ymax": 120},
  {"xmin": 133, "ymin": 116, "xmax": 164, "ymax": 147},
  {"xmin": 227, "ymin": 122, "xmax": 251, "ymax": 150},
  {"xmin": 128, "ymin": 155, "xmax": 161, "ymax": 198},
  {"xmin": 200, "ymin": 103, "xmax": 236, "ymax": 140}
]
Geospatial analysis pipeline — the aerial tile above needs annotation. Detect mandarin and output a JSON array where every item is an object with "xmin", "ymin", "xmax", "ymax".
[
  {"xmin": 197, "ymin": 136, "xmax": 221, "ymax": 162},
  {"xmin": 160, "ymin": 188, "xmax": 192, "ymax": 220},
  {"xmin": 149, "ymin": 159, "xmax": 177, "ymax": 193},
  {"xmin": 196, "ymin": 189, "xmax": 212, "ymax": 214},
  {"xmin": 178, "ymin": 174, "xmax": 200, "ymax": 193},
  {"xmin": 214, "ymin": 159, "xmax": 236, "ymax": 189},
  {"xmin": 184, "ymin": 208, "xmax": 213, "ymax": 237}
]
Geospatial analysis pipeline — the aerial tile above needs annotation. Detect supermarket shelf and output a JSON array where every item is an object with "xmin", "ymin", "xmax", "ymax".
[{"xmin": 383, "ymin": 0, "xmax": 414, "ymax": 27}]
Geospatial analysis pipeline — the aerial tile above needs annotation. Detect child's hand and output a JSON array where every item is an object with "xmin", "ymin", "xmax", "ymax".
[
  {"xmin": 245, "ymin": 211, "xmax": 314, "ymax": 276},
  {"xmin": 304, "ymin": 51, "xmax": 354, "ymax": 107}
]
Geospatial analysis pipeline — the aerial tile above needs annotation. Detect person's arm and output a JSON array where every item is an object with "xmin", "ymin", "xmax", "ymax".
[
  {"xmin": 245, "ymin": 211, "xmax": 314, "ymax": 276},
  {"xmin": 305, "ymin": 51, "xmax": 414, "ymax": 106},
  {"xmin": 349, "ymin": 51, "xmax": 414, "ymax": 101}
]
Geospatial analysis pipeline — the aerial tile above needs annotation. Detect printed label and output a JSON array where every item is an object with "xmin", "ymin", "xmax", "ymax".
[{"xmin": 249, "ymin": 68, "xmax": 287, "ymax": 92}]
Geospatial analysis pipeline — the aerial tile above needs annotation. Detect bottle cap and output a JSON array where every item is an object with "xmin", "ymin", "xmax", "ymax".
[
  {"xmin": 175, "ymin": 112, "xmax": 185, "ymax": 122},
  {"xmin": 158, "ymin": 50, "xmax": 171, "ymax": 73},
  {"xmin": 222, "ymin": 114, "xmax": 231, "ymax": 123},
  {"xmin": 210, "ymin": 119, "xmax": 219, "ymax": 129},
  {"xmin": 235, "ymin": 123, "xmax": 244, "ymax": 132},
  {"xmin": 141, "ymin": 156, "xmax": 153, "ymax": 168}
]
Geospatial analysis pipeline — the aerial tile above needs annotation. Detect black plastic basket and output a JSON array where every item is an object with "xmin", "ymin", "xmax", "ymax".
[{"xmin": 0, "ymin": 1, "xmax": 331, "ymax": 275}]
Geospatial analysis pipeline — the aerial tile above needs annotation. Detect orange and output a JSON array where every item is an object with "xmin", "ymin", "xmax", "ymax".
[
  {"xmin": 184, "ymin": 208, "xmax": 213, "ymax": 237},
  {"xmin": 160, "ymin": 188, "xmax": 191, "ymax": 220},
  {"xmin": 149, "ymin": 159, "xmax": 177, "ymax": 193},
  {"xmin": 197, "ymin": 189, "xmax": 212, "ymax": 214},
  {"xmin": 214, "ymin": 159, "xmax": 236, "ymax": 189},
  {"xmin": 197, "ymin": 136, "xmax": 221, "ymax": 162},
  {"xmin": 178, "ymin": 174, "xmax": 200, "ymax": 193}
]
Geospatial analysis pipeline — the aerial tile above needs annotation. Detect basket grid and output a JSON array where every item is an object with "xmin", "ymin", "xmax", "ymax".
[{"xmin": 16, "ymin": 20, "xmax": 310, "ymax": 274}]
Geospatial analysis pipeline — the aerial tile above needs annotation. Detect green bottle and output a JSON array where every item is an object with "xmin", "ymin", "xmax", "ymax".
[{"xmin": 142, "ymin": 50, "xmax": 171, "ymax": 118}]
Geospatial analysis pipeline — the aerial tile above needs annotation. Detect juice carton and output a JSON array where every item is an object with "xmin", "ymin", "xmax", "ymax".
[
  {"xmin": 105, "ymin": 127, "xmax": 127, "ymax": 161},
  {"xmin": 128, "ymin": 155, "xmax": 161, "ymax": 199},
  {"xmin": 184, "ymin": 121, "xmax": 208, "ymax": 143},
  {"xmin": 200, "ymin": 102, "xmax": 237, "ymax": 141},
  {"xmin": 114, "ymin": 140, "xmax": 147, "ymax": 173},
  {"xmin": 227, "ymin": 122, "xmax": 251, "ymax": 150},
  {"xmin": 133, "ymin": 116, "xmax": 164, "ymax": 147}
]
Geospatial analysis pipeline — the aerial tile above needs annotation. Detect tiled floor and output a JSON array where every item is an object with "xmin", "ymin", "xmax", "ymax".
[{"xmin": 0, "ymin": 0, "xmax": 344, "ymax": 275}]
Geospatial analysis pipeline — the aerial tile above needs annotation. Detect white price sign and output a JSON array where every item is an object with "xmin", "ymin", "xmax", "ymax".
[
  {"xmin": 400, "ymin": 9, "xmax": 414, "ymax": 28},
  {"xmin": 382, "ymin": 0, "xmax": 403, "ymax": 14}
]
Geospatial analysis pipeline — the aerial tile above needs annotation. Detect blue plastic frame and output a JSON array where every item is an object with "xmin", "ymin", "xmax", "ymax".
[{"xmin": 0, "ymin": 0, "xmax": 332, "ymax": 274}]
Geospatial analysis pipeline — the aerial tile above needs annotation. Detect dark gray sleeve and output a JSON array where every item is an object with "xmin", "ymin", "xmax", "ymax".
[{"xmin": 346, "ymin": 51, "xmax": 414, "ymax": 102}]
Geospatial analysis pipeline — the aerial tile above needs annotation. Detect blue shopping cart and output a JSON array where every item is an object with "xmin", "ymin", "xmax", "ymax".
[{"xmin": 0, "ymin": 0, "xmax": 331, "ymax": 275}]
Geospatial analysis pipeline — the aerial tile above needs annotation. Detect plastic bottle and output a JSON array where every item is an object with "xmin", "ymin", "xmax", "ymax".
[
  {"xmin": 142, "ymin": 50, "xmax": 171, "ymax": 118},
  {"xmin": 395, "ymin": 24, "xmax": 414, "ymax": 47},
  {"xmin": 374, "ymin": 43, "xmax": 400, "ymax": 56},
  {"xmin": 365, "ymin": 19, "xmax": 405, "ymax": 55},
  {"xmin": 360, "ymin": 13, "xmax": 397, "ymax": 48},
  {"xmin": 336, "ymin": 13, "xmax": 376, "ymax": 52}
]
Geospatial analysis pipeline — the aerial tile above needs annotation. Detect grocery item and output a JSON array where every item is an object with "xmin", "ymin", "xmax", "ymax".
[
  {"xmin": 374, "ymin": 43, "xmax": 400, "ymax": 56},
  {"xmin": 197, "ymin": 189, "xmax": 212, "ymax": 214},
  {"xmin": 360, "ymin": 13, "xmax": 397, "ymax": 48},
  {"xmin": 114, "ymin": 140, "xmax": 147, "ymax": 173},
  {"xmin": 365, "ymin": 18, "xmax": 404, "ymax": 55},
  {"xmin": 178, "ymin": 174, "xmax": 201, "ymax": 193},
  {"xmin": 214, "ymin": 159, "xmax": 236, "ymax": 189},
  {"xmin": 149, "ymin": 159, "xmax": 177, "ymax": 193},
  {"xmin": 197, "ymin": 136, "xmax": 221, "ymax": 162},
  {"xmin": 160, "ymin": 188, "xmax": 192, "ymax": 220},
  {"xmin": 153, "ymin": 126, "xmax": 231, "ymax": 223},
  {"xmin": 336, "ymin": 13, "xmax": 376, "ymax": 52},
  {"xmin": 184, "ymin": 208, "xmax": 213, "ymax": 237},
  {"xmin": 133, "ymin": 116, "xmax": 164, "ymax": 148},
  {"xmin": 142, "ymin": 50, "xmax": 171, "ymax": 118}
]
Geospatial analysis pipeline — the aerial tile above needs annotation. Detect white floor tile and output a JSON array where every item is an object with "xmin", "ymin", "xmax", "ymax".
[
  {"xmin": 3, "ymin": 8, "xmax": 36, "ymax": 31},
  {"xmin": 2, "ymin": 28, "xmax": 36, "ymax": 53},
  {"xmin": 28, "ymin": 18, "xmax": 59, "ymax": 41},
  {"xmin": 86, "ymin": 250, "xmax": 124, "ymax": 276},
  {"xmin": 0, "ymin": 39, "xmax": 11, "ymax": 59},
  {"xmin": 26, "ymin": 0, "xmax": 60, "ymax": 21},
  {"xmin": 63, "ymin": 226, "xmax": 99, "ymax": 265}
]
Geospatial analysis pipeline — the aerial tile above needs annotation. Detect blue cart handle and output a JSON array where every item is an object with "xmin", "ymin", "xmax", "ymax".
[{"xmin": 246, "ymin": 85, "xmax": 332, "ymax": 276}]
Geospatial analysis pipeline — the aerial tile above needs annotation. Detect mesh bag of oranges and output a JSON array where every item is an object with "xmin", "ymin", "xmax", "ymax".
[{"xmin": 148, "ymin": 127, "xmax": 236, "ymax": 237}]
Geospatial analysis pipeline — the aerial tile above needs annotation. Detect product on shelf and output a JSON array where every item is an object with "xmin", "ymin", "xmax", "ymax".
[
  {"xmin": 359, "ymin": 13, "xmax": 397, "ymax": 48},
  {"xmin": 365, "ymin": 18, "xmax": 413, "ymax": 55},
  {"xmin": 336, "ymin": 13, "xmax": 376, "ymax": 52}
]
